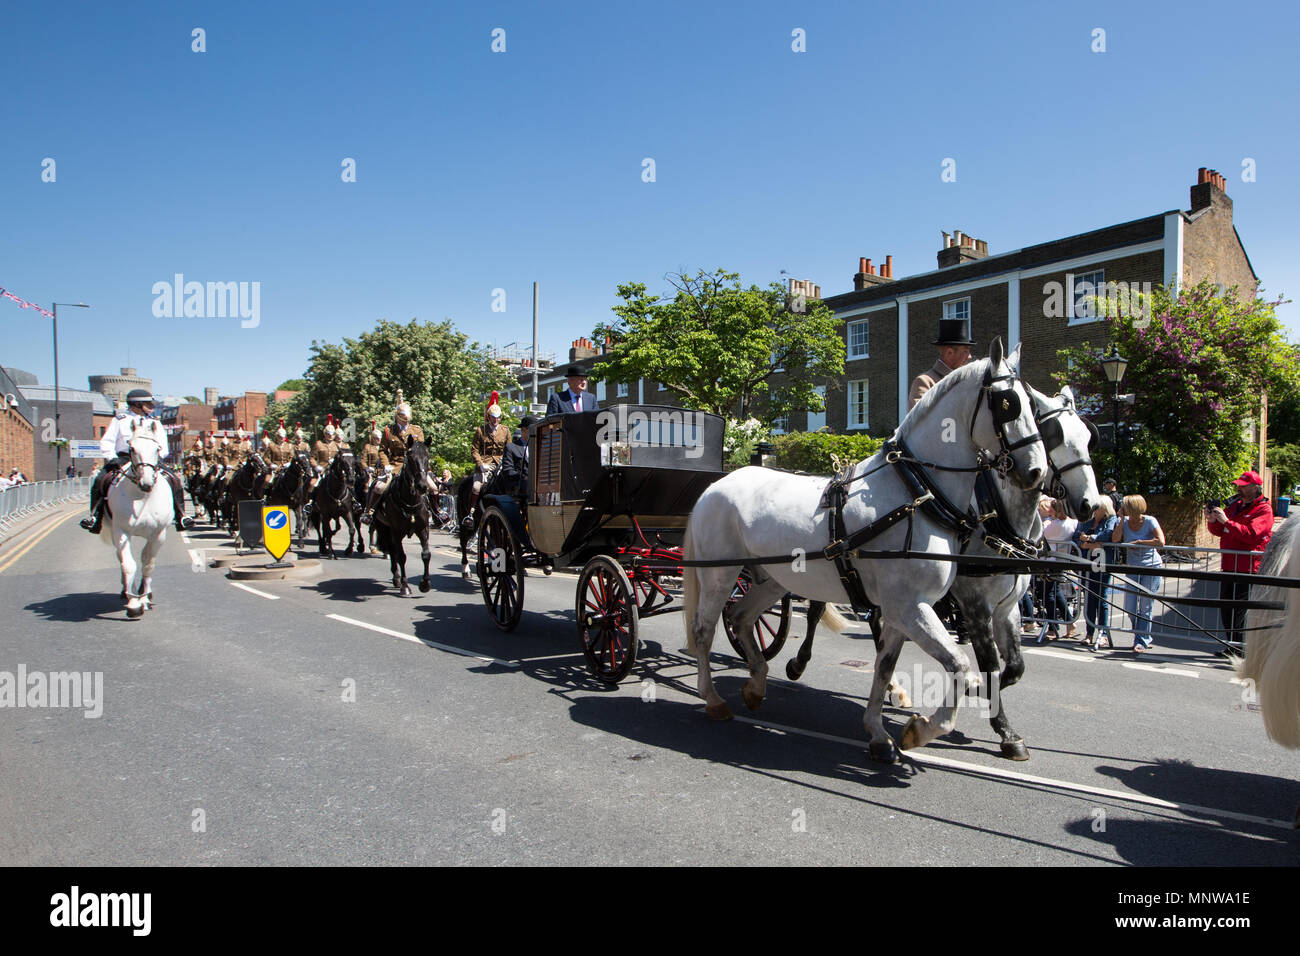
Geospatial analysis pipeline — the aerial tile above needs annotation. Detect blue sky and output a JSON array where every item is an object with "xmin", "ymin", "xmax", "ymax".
[{"xmin": 3, "ymin": 0, "xmax": 1297, "ymax": 402}]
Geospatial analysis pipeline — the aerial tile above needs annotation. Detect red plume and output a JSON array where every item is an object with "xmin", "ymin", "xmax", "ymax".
[{"xmin": 489, "ymin": 391, "xmax": 499, "ymax": 407}]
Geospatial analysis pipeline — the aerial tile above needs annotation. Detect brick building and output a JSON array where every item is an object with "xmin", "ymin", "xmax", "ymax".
[
  {"xmin": 819, "ymin": 168, "xmax": 1257, "ymax": 435},
  {"xmin": 213, "ymin": 391, "xmax": 268, "ymax": 435},
  {"xmin": 0, "ymin": 366, "xmax": 36, "ymax": 479},
  {"xmin": 161, "ymin": 401, "xmax": 217, "ymax": 460}
]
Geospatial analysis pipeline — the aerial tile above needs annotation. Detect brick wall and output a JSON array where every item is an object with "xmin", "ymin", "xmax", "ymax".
[
  {"xmin": 1182, "ymin": 193, "xmax": 1257, "ymax": 297},
  {"xmin": 1018, "ymin": 249, "xmax": 1166, "ymax": 388},
  {"xmin": 908, "ymin": 284, "xmax": 1009, "ymax": 391},
  {"xmin": 828, "ymin": 305, "xmax": 898, "ymax": 435},
  {"xmin": 0, "ymin": 407, "xmax": 34, "ymax": 478}
]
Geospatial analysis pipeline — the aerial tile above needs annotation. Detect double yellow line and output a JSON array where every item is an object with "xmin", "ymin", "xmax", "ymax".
[{"xmin": 0, "ymin": 510, "xmax": 80, "ymax": 575}]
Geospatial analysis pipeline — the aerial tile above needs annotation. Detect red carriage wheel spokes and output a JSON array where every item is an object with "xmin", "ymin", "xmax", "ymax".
[
  {"xmin": 476, "ymin": 506, "xmax": 525, "ymax": 632},
  {"xmin": 576, "ymin": 556, "xmax": 639, "ymax": 683},
  {"xmin": 723, "ymin": 569, "xmax": 792, "ymax": 662}
]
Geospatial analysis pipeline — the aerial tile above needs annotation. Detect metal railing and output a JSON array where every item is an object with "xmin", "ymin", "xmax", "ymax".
[
  {"xmin": 0, "ymin": 477, "xmax": 92, "ymax": 540},
  {"xmin": 1022, "ymin": 539, "xmax": 1266, "ymax": 651}
]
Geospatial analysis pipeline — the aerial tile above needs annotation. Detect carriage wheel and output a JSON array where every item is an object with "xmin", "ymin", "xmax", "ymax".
[
  {"xmin": 477, "ymin": 506, "xmax": 525, "ymax": 631},
  {"xmin": 577, "ymin": 556, "xmax": 639, "ymax": 683},
  {"xmin": 633, "ymin": 573, "xmax": 672, "ymax": 614},
  {"xmin": 724, "ymin": 570, "xmax": 792, "ymax": 662}
]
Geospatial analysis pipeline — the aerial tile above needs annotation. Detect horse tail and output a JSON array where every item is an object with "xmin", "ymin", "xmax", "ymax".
[
  {"xmin": 1238, "ymin": 513, "xmax": 1300, "ymax": 749},
  {"xmin": 820, "ymin": 603, "xmax": 850, "ymax": 634},
  {"xmin": 682, "ymin": 519, "xmax": 699, "ymax": 654}
]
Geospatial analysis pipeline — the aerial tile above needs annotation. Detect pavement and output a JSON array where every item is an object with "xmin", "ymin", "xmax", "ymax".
[{"xmin": 1, "ymin": 505, "xmax": 1297, "ymax": 865}]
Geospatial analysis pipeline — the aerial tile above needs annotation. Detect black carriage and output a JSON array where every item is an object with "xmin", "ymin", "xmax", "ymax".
[{"xmin": 475, "ymin": 405, "xmax": 791, "ymax": 681}]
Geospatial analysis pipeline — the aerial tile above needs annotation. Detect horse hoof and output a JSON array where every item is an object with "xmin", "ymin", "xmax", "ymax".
[
  {"xmin": 900, "ymin": 715, "xmax": 928, "ymax": 751},
  {"xmin": 741, "ymin": 684, "xmax": 764, "ymax": 711},
  {"xmin": 705, "ymin": 701, "xmax": 733, "ymax": 721},
  {"xmin": 1000, "ymin": 739, "xmax": 1031, "ymax": 761},
  {"xmin": 868, "ymin": 739, "xmax": 899, "ymax": 764},
  {"xmin": 785, "ymin": 660, "xmax": 805, "ymax": 681},
  {"xmin": 419, "ymin": 580, "xmax": 430, "ymax": 593}
]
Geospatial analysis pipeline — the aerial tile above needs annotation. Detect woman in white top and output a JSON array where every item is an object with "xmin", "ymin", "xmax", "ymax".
[{"xmin": 1042, "ymin": 498, "xmax": 1079, "ymax": 639}]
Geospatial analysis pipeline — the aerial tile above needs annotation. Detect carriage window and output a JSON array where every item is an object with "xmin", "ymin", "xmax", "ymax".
[
  {"xmin": 847, "ymin": 379, "xmax": 869, "ymax": 430},
  {"xmin": 847, "ymin": 319, "xmax": 869, "ymax": 359}
]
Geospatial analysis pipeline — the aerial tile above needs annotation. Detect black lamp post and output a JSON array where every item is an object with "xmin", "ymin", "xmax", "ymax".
[{"xmin": 1100, "ymin": 344, "xmax": 1129, "ymax": 476}]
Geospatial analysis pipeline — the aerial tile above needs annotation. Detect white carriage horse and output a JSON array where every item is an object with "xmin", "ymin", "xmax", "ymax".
[
  {"xmin": 99, "ymin": 419, "xmax": 174, "ymax": 618},
  {"xmin": 683, "ymin": 339, "xmax": 1048, "ymax": 763}
]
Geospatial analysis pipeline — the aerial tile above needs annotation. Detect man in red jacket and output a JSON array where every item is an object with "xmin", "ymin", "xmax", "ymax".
[{"xmin": 1205, "ymin": 470, "xmax": 1274, "ymax": 656}]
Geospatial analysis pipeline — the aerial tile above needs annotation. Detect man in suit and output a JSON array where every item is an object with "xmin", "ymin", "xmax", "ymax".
[
  {"xmin": 497, "ymin": 416, "xmax": 537, "ymax": 496},
  {"xmin": 546, "ymin": 365, "xmax": 600, "ymax": 415},
  {"xmin": 907, "ymin": 318, "xmax": 975, "ymax": 412}
]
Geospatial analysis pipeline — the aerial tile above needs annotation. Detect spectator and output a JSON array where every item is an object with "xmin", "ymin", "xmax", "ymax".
[
  {"xmin": 0, "ymin": 473, "xmax": 13, "ymax": 490},
  {"xmin": 1102, "ymin": 476, "xmax": 1123, "ymax": 513},
  {"xmin": 1111, "ymin": 494, "xmax": 1165, "ymax": 653},
  {"xmin": 1206, "ymin": 470, "xmax": 1274, "ymax": 658},
  {"xmin": 65, "ymin": 464, "xmax": 76, "ymax": 479},
  {"xmin": 1074, "ymin": 498, "xmax": 1119, "ymax": 650},
  {"xmin": 1042, "ymin": 498, "xmax": 1079, "ymax": 639}
]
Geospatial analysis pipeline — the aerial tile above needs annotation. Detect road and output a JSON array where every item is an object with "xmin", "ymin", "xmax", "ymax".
[{"xmin": 1, "ymin": 505, "xmax": 1297, "ymax": 865}]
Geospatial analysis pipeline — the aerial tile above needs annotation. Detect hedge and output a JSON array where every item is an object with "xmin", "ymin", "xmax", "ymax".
[{"xmin": 770, "ymin": 432, "xmax": 885, "ymax": 475}]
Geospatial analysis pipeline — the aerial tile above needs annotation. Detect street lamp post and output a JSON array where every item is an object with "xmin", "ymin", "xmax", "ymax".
[
  {"xmin": 51, "ymin": 302, "xmax": 90, "ymax": 479},
  {"xmin": 1100, "ymin": 344, "xmax": 1129, "ymax": 478}
]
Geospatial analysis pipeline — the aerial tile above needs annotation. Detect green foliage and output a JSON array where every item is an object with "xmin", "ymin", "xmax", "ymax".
[
  {"xmin": 183, "ymin": 395, "xmax": 203, "ymax": 404},
  {"xmin": 275, "ymin": 378, "xmax": 308, "ymax": 393},
  {"xmin": 1268, "ymin": 443, "xmax": 1300, "ymax": 497},
  {"xmin": 1054, "ymin": 279, "xmax": 1297, "ymax": 500},
  {"xmin": 591, "ymin": 269, "xmax": 844, "ymax": 426},
  {"xmin": 723, "ymin": 418, "xmax": 771, "ymax": 469},
  {"xmin": 267, "ymin": 318, "xmax": 513, "ymax": 471},
  {"xmin": 771, "ymin": 431, "xmax": 885, "ymax": 475}
]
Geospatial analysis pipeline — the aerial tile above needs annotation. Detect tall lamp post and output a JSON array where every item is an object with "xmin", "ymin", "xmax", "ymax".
[
  {"xmin": 51, "ymin": 302, "xmax": 90, "ymax": 479},
  {"xmin": 1100, "ymin": 344, "xmax": 1129, "ymax": 478}
]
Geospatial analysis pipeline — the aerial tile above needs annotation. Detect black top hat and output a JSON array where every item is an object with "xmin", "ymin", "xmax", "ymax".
[
  {"xmin": 563, "ymin": 365, "xmax": 586, "ymax": 378},
  {"xmin": 519, "ymin": 415, "xmax": 540, "ymax": 430},
  {"xmin": 125, "ymin": 388, "xmax": 154, "ymax": 405},
  {"xmin": 933, "ymin": 318, "xmax": 975, "ymax": 347}
]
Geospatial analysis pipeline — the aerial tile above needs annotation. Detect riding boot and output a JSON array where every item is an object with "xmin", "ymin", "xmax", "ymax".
[
  {"xmin": 462, "ymin": 493, "xmax": 479, "ymax": 530},
  {"xmin": 80, "ymin": 469, "xmax": 113, "ymax": 533},
  {"xmin": 165, "ymin": 471, "xmax": 194, "ymax": 531}
]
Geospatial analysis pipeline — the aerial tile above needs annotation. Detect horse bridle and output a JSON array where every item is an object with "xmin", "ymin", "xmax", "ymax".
[
  {"xmin": 970, "ymin": 366, "xmax": 1045, "ymax": 480},
  {"xmin": 393, "ymin": 453, "xmax": 426, "ymax": 511},
  {"xmin": 126, "ymin": 435, "xmax": 164, "ymax": 488},
  {"xmin": 324, "ymin": 454, "xmax": 353, "ymax": 505},
  {"xmin": 233, "ymin": 455, "xmax": 264, "ymax": 494},
  {"xmin": 1036, "ymin": 397, "xmax": 1097, "ymax": 503}
]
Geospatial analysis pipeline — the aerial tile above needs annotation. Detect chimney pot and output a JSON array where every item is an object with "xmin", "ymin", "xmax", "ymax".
[
  {"xmin": 858, "ymin": 257, "xmax": 867, "ymax": 273},
  {"xmin": 864, "ymin": 258, "xmax": 873, "ymax": 275},
  {"xmin": 885, "ymin": 255, "xmax": 893, "ymax": 278},
  {"xmin": 1198, "ymin": 167, "xmax": 1208, "ymax": 184}
]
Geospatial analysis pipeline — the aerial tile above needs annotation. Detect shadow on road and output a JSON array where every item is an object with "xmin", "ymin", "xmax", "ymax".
[{"xmin": 25, "ymin": 592, "xmax": 135, "ymax": 624}]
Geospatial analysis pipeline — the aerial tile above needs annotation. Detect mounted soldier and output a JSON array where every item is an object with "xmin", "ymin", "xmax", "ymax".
[
  {"xmin": 462, "ymin": 393, "xmax": 511, "ymax": 529},
  {"xmin": 293, "ymin": 422, "xmax": 311, "ymax": 458},
  {"xmin": 360, "ymin": 390, "xmax": 429, "ymax": 524},
  {"xmin": 80, "ymin": 388, "xmax": 193, "ymax": 534},
  {"xmin": 359, "ymin": 419, "xmax": 382, "ymax": 472},
  {"xmin": 262, "ymin": 419, "xmax": 292, "ymax": 470},
  {"xmin": 233, "ymin": 422, "xmax": 254, "ymax": 463},
  {"xmin": 310, "ymin": 414, "xmax": 345, "ymax": 492}
]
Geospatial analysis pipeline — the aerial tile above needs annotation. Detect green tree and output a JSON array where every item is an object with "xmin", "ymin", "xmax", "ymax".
[
  {"xmin": 1055, "ymin": 279, "xmax": 1297, "ymax": 500},
  {"xmin": 275, "ymin": 378, "xmax": 308, "ymax": 393},
  {"xmin": 592, "ymin": 269, "xmax": 844, "ymax": 425},
  {"xmin": 267, "ymin": 319, "xmax": 513, "ymax": 469},
  {"xmin": 1268, "ymin": 443, "xmax": 1300, "ymax": 498},
  {"xmin": 183, "ymin": 395, "xmax": 202, "ymax": 404}
]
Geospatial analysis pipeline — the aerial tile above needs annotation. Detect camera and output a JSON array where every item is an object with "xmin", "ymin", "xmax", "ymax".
[{"xmin": 1206, "ymin": 499, "xmax": 1222, "ymax": 510}]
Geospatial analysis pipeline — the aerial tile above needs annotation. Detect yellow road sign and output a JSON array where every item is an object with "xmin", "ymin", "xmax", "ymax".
[{"xmin": 262, "ymin": 505, "xmax": 291, "ymax": 561}]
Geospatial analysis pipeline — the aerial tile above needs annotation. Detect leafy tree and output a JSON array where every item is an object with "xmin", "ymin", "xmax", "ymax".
[
  {"xmin": 183, "ymin": 395, "xmax": 202, "ymax": 404},
  {"xmin": 275, "ymin": 378, "xmax": 308, "ymax": 393},
  {"xmin": 266, "ymin": 319, "xmax": 513, "ymax": 469},
  {"xmin": 1268, "ymin": 443, "xmax": 1300, "ymax": 498},
  {"xmin": 592, "ymin": 269, "xmax": 844, "ymax": 425},
  {"xmin": 1055, "ymin": 280, "xmax": 1297, "ymax": 500}
]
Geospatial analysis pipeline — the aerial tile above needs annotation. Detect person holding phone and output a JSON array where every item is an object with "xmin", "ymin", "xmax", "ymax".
[{"xmin": 1206, "ymin": 471, "xmax": 1274, "ymax": 657}]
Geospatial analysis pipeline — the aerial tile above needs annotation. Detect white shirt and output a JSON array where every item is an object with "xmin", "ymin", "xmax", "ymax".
[
  {"xmin": 1044, "ymin": 516, "xmax": 1079, "ymax": 553},
  {"xmin": 100, "ymin": 413, "xmax": 166, "ymax": 456}
]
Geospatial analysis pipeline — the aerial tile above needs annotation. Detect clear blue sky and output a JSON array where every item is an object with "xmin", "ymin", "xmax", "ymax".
[{"xmin": 3, "ymin": 0, "xmax": 1298, "ymax": 402}]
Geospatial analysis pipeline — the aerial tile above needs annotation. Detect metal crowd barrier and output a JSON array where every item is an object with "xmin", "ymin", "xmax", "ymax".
[
  {"xmin": 1022, "ymin": 539, "xmax": 1266, "ymax": 652},
  {"xmin": 0, "ymin": 477, "xmax": 92, "ymax": 541}
]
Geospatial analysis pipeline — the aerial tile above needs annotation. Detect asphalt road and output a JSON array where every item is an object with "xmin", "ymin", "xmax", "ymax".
[{"xmin": 1, "ymin": 505, "xmax": 1297, "ymax": 866}]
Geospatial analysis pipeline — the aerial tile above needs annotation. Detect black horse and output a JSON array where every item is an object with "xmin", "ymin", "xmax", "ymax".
[
  {"xmin": 311, "ymin": 450, "xmax": 357, "ymax": 559},
  {"xmin": 266, "ymin": 452, "xmax": 313, "ymax": 550},
  {"xmin": 373, "ymin": 437, "xmax": 433, "ymax": 596},
  {"xmin": 352, "ymin": 465, "xmax": 381, "ymax": 555},
  {"xmin": 222, "ymin": 455, "xmax": 266, "ymax": 537}
]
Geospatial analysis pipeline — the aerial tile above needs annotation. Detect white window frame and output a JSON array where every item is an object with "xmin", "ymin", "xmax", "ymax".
[
  {"xmin": 1068, "ymin": 269, "xmax": 1106, "ymax": 325},
  {"xmin": 847, "ymin": 319, "xmax": 869, "ymax": 360},
  {"xmin": 616, "ymin": 381, "xmax": 629, "ymax": 398},
  {"xmin": 806, "ymin": 385, "xmax": 827, "ymax": 432},
  {"xmin": 596, "ymin": 381, "xmax": 606, "ymax": 401},
  {"xmin": 943, "ymin": 297, "xmax": 971, "ymax": 322},
  {"xmin": 847, "ymin": 379, "xmax": 869, "ymax": 431}
]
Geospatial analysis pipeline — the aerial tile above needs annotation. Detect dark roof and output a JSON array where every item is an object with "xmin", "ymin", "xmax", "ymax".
[{"xmin": 825, "ymin": 212, "xmax": 1171, "ymax": 311}]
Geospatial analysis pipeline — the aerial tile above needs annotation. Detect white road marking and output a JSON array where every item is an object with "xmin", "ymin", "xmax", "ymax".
[
  {"xmin": 181, "ymin": 532, "xmax": 191, "ymax": 544},
  {"xmin": 229, "ymin": 581, "xmax": 279, "ymax": 600},
  {"xmin": 1121, "ymin": 662, "xmax": 1200, "ymax": 678},
  {"xmin": 721, "ymin": 712, "xmax": 1292, "ymax": 831},
  {"xmin": 1022, "ymin": 648, "xmax": 1094, "ymax": 663},
  {"xmin": 326, "ymin": 613, "xmax": 520, "ymax": 668}
]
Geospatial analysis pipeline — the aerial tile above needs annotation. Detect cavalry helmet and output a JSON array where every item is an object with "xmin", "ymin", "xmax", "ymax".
[
  {"xmin": 277, "ymin": 417, "xmax": 287, "ymax": 439},
  {"xmin": 394, "ymin": 389, "xmax": 411, "ymax": 425},
  {"xmin": 324, "ymin": 414, "xmax": 336, "ymax": 438}
]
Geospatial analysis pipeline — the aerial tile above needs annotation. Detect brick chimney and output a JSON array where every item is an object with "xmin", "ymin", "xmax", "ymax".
[
  {"xmin": 937, "ymin": 231, "xmax": 989, "ymax": 269},
  {"xmin": 852, "ymin": 255, "xmax": 895, "ymax": 291},
  {"xmin": 787, "ymin": 277, "xmax": 822, "ymax": 299},
  {"xmin": 1190, "ymin": 166, "xmax": 1232, "ymax": 215},
  {"xmin": 569, "ymin": 337, "xmax": 598, "ymax": 361}
]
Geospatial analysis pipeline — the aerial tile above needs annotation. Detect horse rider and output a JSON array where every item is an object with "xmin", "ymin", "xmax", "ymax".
[
  {"xmin": 80, "ymin": 389, "xmax": 193, "ymax": 534},
  {"xmin": 907, "ymin": 317, "xmax": 975, "ymax": 411},
  {"xmin": 360, "ymin": 390, "xmax": 435, "ymax": 524},
  {"xmin": 310, "ymin": 415, "xmax": 349, "ymax": 491},
  {"xmin": 262, "ymin": 419, "xmax": 292, "ymax": 471},
  {"xmin": 293, "ymin": 422, "xmax": 311, "ymax": 458},
  {"xmin": 359, "ymin": 419, "xmax": 382, "ymax": 473},
  {"xmin": 496, "ymin": 415, "xmax": 536, "ymax": 496},
  {"xmin": 462, "ymin": 395, "xmax": 511, "ymax": 528},
  {"xmin": 233, "ymin": 423, "xmax": 254, "ymax": 463},
  {"xmin": 546, "ymin": 365, "xmax": 600, "ymax": 415}
]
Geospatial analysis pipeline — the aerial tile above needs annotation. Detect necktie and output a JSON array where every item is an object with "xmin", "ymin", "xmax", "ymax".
[{"xmin": 575, "ymin": 392, "xmax": 582, "ymax": 413}]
